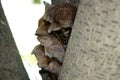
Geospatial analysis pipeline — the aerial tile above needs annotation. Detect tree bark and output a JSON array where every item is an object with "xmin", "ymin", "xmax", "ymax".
[
  {"xmin": 59, "ymin": 0, "xmax": 120, "ymax": 80},
  {"xmin": 0, "ymin": 1, "xmax": 29, "ymax": 80}
]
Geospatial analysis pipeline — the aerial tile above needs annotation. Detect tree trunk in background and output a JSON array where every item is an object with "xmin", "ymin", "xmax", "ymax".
[
  {"xmin": 0, "ymin": 1, "xmax": 29, "ymax": 80},
  {"xmin": 59, "ymin": 0, "xmax": 120, "ymax": 80}
]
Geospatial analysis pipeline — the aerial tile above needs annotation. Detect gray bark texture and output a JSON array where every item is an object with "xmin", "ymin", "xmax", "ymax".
[
  {"xmin": 0, "ymin": 1, "xmax": 29, "ymax": 80},
  {"xmin": 59, "ymin": 0, "xmax": 120, "ymax": 80}
]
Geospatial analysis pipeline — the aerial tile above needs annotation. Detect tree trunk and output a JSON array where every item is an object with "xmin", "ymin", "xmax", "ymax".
[
  {"xmin": 0, "ymin": 1, "xmax": 29, "ymax": 80},
  {"xmin": 59, "ymin": 0, "xmax": 120, "ymax": 80}
]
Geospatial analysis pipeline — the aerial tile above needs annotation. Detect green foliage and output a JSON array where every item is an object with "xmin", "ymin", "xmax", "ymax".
[
  {"xmin": 21, "ymin": 54, "xmax": 37, "ymax": 65},
  {"xmin": 33, "ymin": 0, "xmax": 41, "ymax": 4}
]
